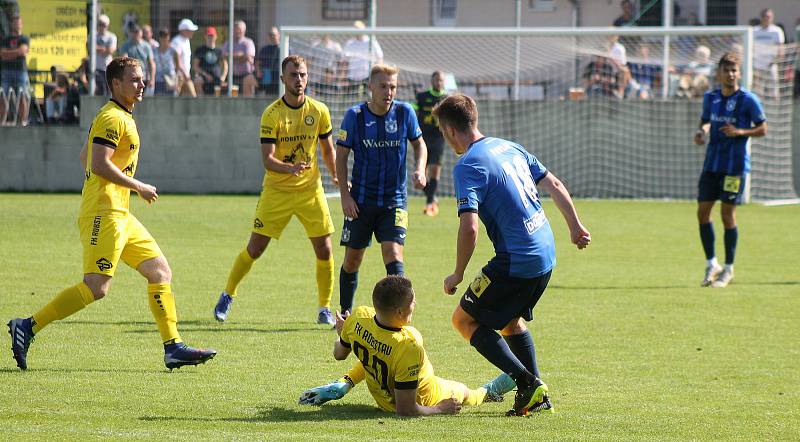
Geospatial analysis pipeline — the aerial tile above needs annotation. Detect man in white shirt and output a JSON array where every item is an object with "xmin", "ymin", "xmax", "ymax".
[
  {"xmin": 753, "ymin": 8, "xmax": 785, "ymax": 98},
  {"xmin": 94, "ymin": 14, "xmax": 116, "ymax": 96},
  {"xmin": 171, "ymin": 18, "xmax": 198, "ymax": 97},
  {"xmin": 343, "ymin": 20, "xmax": 383, "ymax": 84}
]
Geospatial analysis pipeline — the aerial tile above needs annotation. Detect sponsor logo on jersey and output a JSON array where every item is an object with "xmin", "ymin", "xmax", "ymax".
[
  {"xmin": 385, "ymin": 119, "xmax": 398, "ymax": 134},
  {"xmin": 457, "ymin": 197, "xmax": 468, "ymax": 206},
  {"xmin": 523, "ymin": 210, "xmax": 547, "ymax": 235},
  {"xmin": 304, "ymin": 115, "xmax": 315, "ymax": 126},
  {"xmin": 122, "ymin": 162, "xmax": 135, "ymax": 177},
  {"xmin": 254, "ymin": 218, "xmax": 264, "ymax": 228},
  {"xmin": 726, "ymin": 99, "xmax": 737, "ymax": 112},
  {"xmin": 279, "ymin": 134, "xmax": 310, "ymax": 143},
  {"xmin": 338, "ymin": 129, "xmax": 348, "ymax": 141},
  {"xmin": 362, "ymin": 139, "xmax": 401, "ymax": 149},
  {"xmin": 105, "ymin": 128, "xmax": 119, "ymax": 142},
  {"xmin": 96, "ymin": 257, "xmax": 113, "ymax": 271},
  {"xmin": 365, "ymin": 121, "xmax": 376, "ymax": 127}
]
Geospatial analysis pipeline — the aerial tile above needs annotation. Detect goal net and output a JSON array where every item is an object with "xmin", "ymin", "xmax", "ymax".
[{"xmin": 282, "ymin": 26, "xmax": 798, "ymax": 203}]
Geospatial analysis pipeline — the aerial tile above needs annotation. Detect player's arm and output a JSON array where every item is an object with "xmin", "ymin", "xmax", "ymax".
[
  {"xmin": 336, "ymin": 144, "xmax": 359, "ymax": 219},
  {"xmin": 261, "ymin": 142, "xmax": 309, "ymax": 175},
  {"xmin": 720, "ymin": 121, "xmax": 767, "ymax": 138},
  {"xmin": 79, "ymin": 140, "xmax": 88, "ymax": 169},
  {"xmin": 538, "ymin": 173, "xmax": 590, "ymax": 249},
  {"xmin": 409, "ymin": 135, "xmax": 427, "ymax": 189},
  {"xmin": 395, "ymin": 388, "xmax": 461, "ymax": 417},
  {"xmin": 694, "ymin": 121, "xmax": 710, "ymax": 145},
  {"xmin": 220, "ymin": 57, "xmax": 229, "ymax": 84},
  {"xmin": 192, "ymin": 56, "xmax": 209, "ymax": 80},
  {"xmin": 444, "ymin": 211, "xmax": 479, "ymax": 294},
  {"xmin": 90, "ymin": 143, "xmax": 158, "ymax": 203},
  {"xmin": 318, "ymin": 135, "xmax": 338, "ymax": 185}
]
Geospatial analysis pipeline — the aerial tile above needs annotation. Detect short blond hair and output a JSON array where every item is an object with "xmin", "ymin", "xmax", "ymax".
[{"xmin": 369, "ymin": 64, "xmax": 399, "ymax": 83}]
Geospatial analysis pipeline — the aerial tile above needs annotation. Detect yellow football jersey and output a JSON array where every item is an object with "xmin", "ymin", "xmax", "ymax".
[
  {"xmin": 340, "ymin": 306, "xmax": 436, "ymax": 412},
  {"xmin": 259, "ymin": 96, "xmax": 332, "ymax": 191},
  {"xmin": 78, "ymin": 100, "xmax": 140, "ymax": 218}
]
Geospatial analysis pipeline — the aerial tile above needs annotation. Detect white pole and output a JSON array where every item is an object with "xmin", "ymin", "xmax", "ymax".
[
  {"xmin": 228, "ymin": 0, "xmax": 234, "ymax": 97},
  {"xmin": 89, "ymin": 0, "xmax": 97, "ymax": 95},
  {"xmin": 660, "ymin": 0, "xmax": 672, "ymax": 100},
  {"xmin": 513, "ymin": 0, "xmax": 521, "ymax": 101},
  {"xmin": 279, "ymin": 30, "xmax": 288, "ymax": 97},
  {"xmin": 369, "ymin": 0, "xmax": 377, "ymax": 75}
]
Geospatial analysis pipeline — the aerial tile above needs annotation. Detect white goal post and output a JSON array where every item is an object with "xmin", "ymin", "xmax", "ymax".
[{"xmin": 279, "ymin": 25, "xmax": 798, "ymax": 203}]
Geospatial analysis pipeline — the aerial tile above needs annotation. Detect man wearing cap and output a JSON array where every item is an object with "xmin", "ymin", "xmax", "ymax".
[
  {"xmin": 94, "ymin": 14, "xmax": 117, "ymax": 96},
  {"xmin": 193, "ymin": 26, "xmax": 227, "ymax": 96},
  {"xmin": 171, "ymin": 18, "xmax": 197, "ymax": 97}
]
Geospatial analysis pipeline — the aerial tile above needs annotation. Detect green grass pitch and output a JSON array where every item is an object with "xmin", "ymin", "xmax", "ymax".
[{"xmin": 1, "ymin": 193, "xmax": 798, "ymax": 440}]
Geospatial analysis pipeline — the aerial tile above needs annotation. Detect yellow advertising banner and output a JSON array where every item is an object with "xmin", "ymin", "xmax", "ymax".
[{"xmin": 20, "ymin": 0, "xmax": 86, "ymax": 72}]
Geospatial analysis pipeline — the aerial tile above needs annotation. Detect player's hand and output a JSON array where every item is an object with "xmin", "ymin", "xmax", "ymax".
[
  {"xmin": 298, "ymin": 381, "xmax": 352, "ymax": 406},
  {"xmin": 289, "ymin": 162, "xmax": 311, "ymax": 176},
  {"xmin": 693, "ymin": 130, "xmax": 706, "ymax": 145},
  {"xmin": 443, "ymin": 273, "xmax": 463, "ymax": 295},
  {"xmin": 331, "ymin": 175, "xmax": 339, "ymax": 187},
  {"xmin": 334, "ymin": 310, "xmax": 347, "ymax": 336},
  {"xmin": 571, "ymin": 225, "xmax": 591, "ymax": 250},
  {"xmin": 413, "ymin": 170, "xmax": 426, "ymax": 189},
  {"xmin": 435, "ymin": 398, "xmax": 462, "ymax": 414},
  {"xmin": 720, "ymin": 123, "xmax": 740, "ymax": 138},
  {"xmin": 341, "ymin": 192, "xmax": 359, "ymax": 219},
  {"xmin": 136, "ymin": 182, "xmax": 158, "ymax": 204}
]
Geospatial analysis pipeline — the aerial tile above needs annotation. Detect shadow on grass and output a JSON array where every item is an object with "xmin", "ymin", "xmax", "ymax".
[
  {"xmin": 551, "ymin": 280, "xmax": 799, "ymax": 290},
  {"xmin": 58, "ymin": 320, "xmax": 328, "ymax": 335},
  {"xmin": 140, "ymin": 404, "xmax": 385, "ymax": 423}
]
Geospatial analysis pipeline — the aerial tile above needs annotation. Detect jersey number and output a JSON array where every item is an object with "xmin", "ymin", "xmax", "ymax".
[
  {"xmin": 353, "ymin": 341, "xmax": 390, "ymax": 393},
  {"xmin": 501, "ymin": 155, "xmax": 538, "ymax": 207}
]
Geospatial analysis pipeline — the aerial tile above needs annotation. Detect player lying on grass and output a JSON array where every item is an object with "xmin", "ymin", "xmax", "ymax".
[{"xmin": 298, "ymin": 275, "xmax": 518, "ymax": 416}]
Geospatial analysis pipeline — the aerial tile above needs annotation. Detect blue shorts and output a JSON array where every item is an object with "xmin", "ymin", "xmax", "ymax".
[
  {"xmin": 340, "ymin": 204, "xmax": 408, "ymax": 249},
  {"xmin": 459, "ymin": 267, "xmax": 552, "ymax": 330},
  {"xmin": 698, "ymin": 171, "xmax": 746, "ymax": 205},
  {"xmin": 1, "ymin": 70, "xmax": 30, "ymax": 95}
]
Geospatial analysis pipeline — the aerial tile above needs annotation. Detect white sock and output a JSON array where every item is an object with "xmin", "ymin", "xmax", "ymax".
[{"xmin": 707, "ymin": 257, "xmax": 719, "ymax": 268}]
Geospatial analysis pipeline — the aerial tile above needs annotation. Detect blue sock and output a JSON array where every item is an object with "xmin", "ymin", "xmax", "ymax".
[
  {"xmin": 699, "ymin": 222, "xmax": 715, "ymax": 261},
  {"xmin": 724, "ymin": 227, "xmax": 738, "ymax": 265},
  {"xmin": 504, "ymin": 330, "xmax": 540, "ymax": 379},
  {"xmin": 339, "ymin": 267, "xmax": 358, "ymax": 313},
  {"xmin": 470, "ymin": 325, "xmax": 534, "ymax": 388},
  {"xmin": 385, "ymin": 261, "xmax": 404, "ymax": 276}
]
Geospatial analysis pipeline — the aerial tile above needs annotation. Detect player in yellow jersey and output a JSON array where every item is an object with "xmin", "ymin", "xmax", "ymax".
[
  {"xmin": 7, "ymin": 57, "xmax": 216, "ymax": 371},
  {"xmin": 214, "ymin": 55, "xmax": 339, "ymax": 325},
  {"xmin": 299, "ymin": 276, "xmax": 516, "ymax": 416}
]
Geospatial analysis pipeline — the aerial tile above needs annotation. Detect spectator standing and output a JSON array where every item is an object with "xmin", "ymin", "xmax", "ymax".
[
  {"xmin": 628, "ymin": 45, "xmax": 661, "ymax": 99},
  {"xmin": 193, "ymin": 26, "xmax": 227, "ymax": 96},
  {"xmin": 223, "ymin": 19, "xmax": 256, "ymax": 97},
  {"xmin": 613, "ymin": 0, "xmax": 635, "ymax": 26},
  {"xmin": 343, "ymin": 20, "xmax": 383, "ymax": 85},
  {"xmin": 154, "ymin": 28, "xmax": 179, "ymax": 96},
  {"xmin": 311, "ymin": 34, "xmax": 343, "ymax": 73},
  {"xmin": 171, "ymin": 18, "xmax": 197, "ymax": 97},
  {"xmin": 94, "ymin": 14, "xmax": 117, "ymax": 96},
  {"xmin": 255, "ymin": 26, "xmax": 280, "ymax": 96},
  {"xmin": 0, "ymin": 15, "xmax": 29, "ymax": 126},
  {"xmin": 753, "ymin": 8, "xmax": 785, "ymax": 98},
  {"xmin": 582, "ymin": 55, "xmax": 623, "ymax": 99},
  {"xmin": 142, "ymin": 24, "xmax": 158, "ymax": 50},
  {"xmin": 119, "ymin": 24, "xmax": 156, "ymax": 96}
]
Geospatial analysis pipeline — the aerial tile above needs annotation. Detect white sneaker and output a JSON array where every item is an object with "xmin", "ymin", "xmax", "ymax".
[
  {"xmin": 701, "ymin": 264, "xmax": 723, "ymax": 287},
  {"xmin": 711, "ymin": 268, "xmax": 734, "ymax": 288}
]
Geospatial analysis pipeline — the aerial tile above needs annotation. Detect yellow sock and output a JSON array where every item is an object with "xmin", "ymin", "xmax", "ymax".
[
  {"xmin": 31, "ymin": 282, "xmax": 95, "ymax": 333},
  {"xmin": 224, "ymin": 249, "xmax": 256, "ymax": 297},
  {"xmin": 463, "ymin": 387, "xmax": 487, "ymax": 406},
  {"xmin": 147, "ymin": 283, "xmax": 182, "ymax": 344},
  {"xmin": 316, "ymin": 257, "xmax": 334, "ymax": 309},
  {"xmin": 340, "ymin": 361, "xmax": 366, "ymax": 386}
]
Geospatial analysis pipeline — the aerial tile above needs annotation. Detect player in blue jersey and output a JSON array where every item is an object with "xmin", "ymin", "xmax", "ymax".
[
  {"xmin": 335, "ymin": 64, "xmax": 427, "ymax": 315},
  {"xmin": 693, "ymin": 52, "xmax": 766, "ymax": 288},
  {"xmin": 433, "ymin": 93, "xmax": 591, "ymax": 416}
]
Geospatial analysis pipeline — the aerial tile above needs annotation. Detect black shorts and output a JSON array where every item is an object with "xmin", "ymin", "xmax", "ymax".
[
  {"xmin": 460, "ymin": 267, "xmax": 552, "ymax": 330},
  {"xmin": 423, "ymin": 133, "xmax": 445, "ymax": 166},
  {"xmin": 697, "ymin": 171, "xmax": 746, "ymax": 205},
  {"xmin": 340, "ymin": 204, "xmax": 408, "ymax": 249}
]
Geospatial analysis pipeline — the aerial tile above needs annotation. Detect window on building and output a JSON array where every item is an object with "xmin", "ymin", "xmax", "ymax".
[
  {"xmin": 322, "ymin": 0, "xmax": 369, "ymax": 21},
  {"xmin": 528, "ymin": 0, "xmax": 555, "ymax": 12},
  {"xmin": 432, "ymin": 0, "xmax": 457, "ymax": 27}
]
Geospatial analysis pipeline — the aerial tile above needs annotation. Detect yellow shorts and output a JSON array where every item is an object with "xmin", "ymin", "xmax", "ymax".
[
  {"xmin": 417, "ymin": 376, "xmax": 471, "ymax": 407},
  {"xmin": 79, "ymin": 213, "xmax": 163, "ymax": 276},
  {"xmin": 253, "ymin": 185, "xmax": 334, "ymax": 239}
]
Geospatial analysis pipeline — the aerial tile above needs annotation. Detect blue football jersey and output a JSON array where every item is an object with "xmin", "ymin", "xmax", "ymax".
[
  {"xmin": 337, "ymin": 101, "xmax": 423, "ymax": 207},
  {"xmin": 454, "ymin": 137, "xmax": 556, "ymax": 278},
  {"xmin": 700, "ymin": 88, "xmax": 766, "ymax": 175}
]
